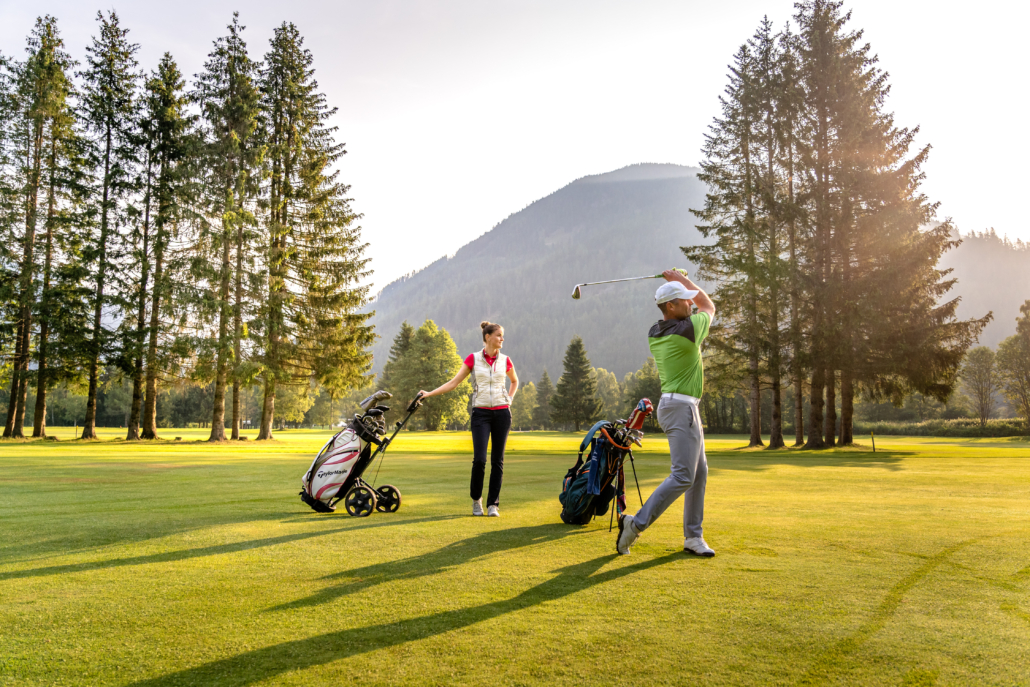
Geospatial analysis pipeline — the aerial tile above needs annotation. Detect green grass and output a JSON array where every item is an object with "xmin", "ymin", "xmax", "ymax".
[{"xmin": 2, "ymin": 428, "xmax": 1029, "ymax": 686}]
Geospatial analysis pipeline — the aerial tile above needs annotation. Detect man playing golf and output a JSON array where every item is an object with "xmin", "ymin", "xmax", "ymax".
[{"xmin": 617, "ymin": 269, "xmax": 716, "ymax": 557}]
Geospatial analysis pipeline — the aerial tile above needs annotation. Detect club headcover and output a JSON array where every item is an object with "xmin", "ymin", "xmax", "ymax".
[
  {"xmin": 625, "ymin": 398, "xmax": 654, "ymax": 431},
  {"xmin": 360, "ymin": 389, "xmax": 393, "ymax": 410}
]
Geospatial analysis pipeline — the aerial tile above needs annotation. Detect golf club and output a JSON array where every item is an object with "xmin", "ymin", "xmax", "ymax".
[{"xmin": 571, "ymin": 269, "xmax": 688, "ymax": 299}]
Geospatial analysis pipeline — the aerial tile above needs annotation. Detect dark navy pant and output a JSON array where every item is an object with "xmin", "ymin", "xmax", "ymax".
[{"xmin": 470, "ymin": 407, "xmax": 511, "ymax": 506}]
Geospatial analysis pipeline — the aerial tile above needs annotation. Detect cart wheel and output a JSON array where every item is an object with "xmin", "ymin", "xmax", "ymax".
[
  {"xmin": 375, "ymin": 485, "xmax": 402, "ymax": 513},
  {"xmin": 344, "ymin": 485, "xmax": 377, "ymax": 517}
]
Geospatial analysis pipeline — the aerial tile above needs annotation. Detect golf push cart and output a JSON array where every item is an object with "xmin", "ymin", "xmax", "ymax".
[{"xmin": 300, "ymin": 390, "xmax": 424, "ymax": 516}]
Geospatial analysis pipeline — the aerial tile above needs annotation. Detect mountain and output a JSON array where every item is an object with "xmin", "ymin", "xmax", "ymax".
[
  {"xmin": 368, "ymin": 163, "xmax": 709, "ymax": 382},
  {"xmin": 367, "ymin": 163, "xmax": 1025, "ymax": 382},
  {"xmin": 940, "ymin": 229, "xmax": 1030, "ymax": 349}
]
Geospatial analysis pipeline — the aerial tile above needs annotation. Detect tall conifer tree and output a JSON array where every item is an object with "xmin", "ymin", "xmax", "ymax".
[
  {"xmin": 551, "ymin": 336, "xmax": 602, "ymax": 431},
  {"xmin": 194, "ymin": 13, "xmax": 263, "ymax": 441},
  {"xmin": 689, "ymin": 41, "xmax": 765, "ymax": 447},
  {"xmin": 140, "ymin": 54, "xmax": 195, "ymax": 440},
  {"xmin": 2, "ymin": 18, "xmax": 79, "ymax": 437},
  {"xmin": 77, "ymin": 11, "xmax": 138, "ymax": 439},
  {"xmin": 255, "ymin": 22, "xmax": 372, "ymax": 440},
  {"xmin": 532, "ymin": 370, "xmax": 555, "ymax": 430}
]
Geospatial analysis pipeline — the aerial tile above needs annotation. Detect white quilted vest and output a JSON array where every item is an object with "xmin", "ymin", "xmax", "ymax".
[{"xmin": 470, "ymin": 350, "xmax": 512, "ymax": 408}]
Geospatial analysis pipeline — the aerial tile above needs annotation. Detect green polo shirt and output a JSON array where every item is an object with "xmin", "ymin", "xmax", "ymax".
[{"xmin": 647, "ymin": 312, "xmax": 711, "ymax": 398}]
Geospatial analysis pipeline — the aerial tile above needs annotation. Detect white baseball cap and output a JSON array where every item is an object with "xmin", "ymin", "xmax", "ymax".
[{"xmin": 655, "ymin": 281, "xmax": 699, "ymax": 304}]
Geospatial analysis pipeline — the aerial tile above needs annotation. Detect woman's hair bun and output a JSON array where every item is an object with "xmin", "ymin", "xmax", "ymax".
[{"xmin": 480, "ymin": 321, "xmax": 491, "ymax": 330}]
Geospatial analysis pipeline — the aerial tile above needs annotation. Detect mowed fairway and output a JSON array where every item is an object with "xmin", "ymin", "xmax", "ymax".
[{"xmin": 2, "ymin": 429, "xmax": 1029, "ymax": 686}]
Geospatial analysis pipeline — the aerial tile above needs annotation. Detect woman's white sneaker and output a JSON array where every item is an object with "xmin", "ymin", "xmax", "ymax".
[
  {"xmin": 684, "ymin": 537, "xmax": 715, "ymax": 557},
  {"xmin": 472, "ymin": 499, "xmax": 484, "ymax": 516},
  {"xmin": 487, "ymin": 505, "xmax": 500, "ymax": 517}
]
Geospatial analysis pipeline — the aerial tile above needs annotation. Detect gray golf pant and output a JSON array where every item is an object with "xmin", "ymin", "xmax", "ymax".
[{"xmin": 629, "ymin": 395, "xmax": 707, "ymax": 540}]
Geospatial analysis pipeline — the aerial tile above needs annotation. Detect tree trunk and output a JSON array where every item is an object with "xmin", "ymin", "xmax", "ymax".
[
  {"xmin": 127, "ymin": 155, "xmax": 153, "ymax": 441},
  {"xmin": 794, "ymin": 373, "xmax": 804, "ymax": 447},
  {"xmin": 787, "ymin": 141, "xmax": 804, "ymax": 447},
  {"xmin": 208, "ymin": 217, "xmax": 231, "ymax": 442},
  {"xmin": 231, "ymin": 210, "xmax": 245, "ymax": 440},
  {"xmin": 142, "ymin": 239, "xmax": 163, "ymax": 440},
  {"xmin": 82, "ymin": 129, "xmax": 114, "ymax": 440},
  {"xmin": 257, "ymin": 377, "xmax": 275, "ymax": 440},
  {"xmin": 33, "ymin": 141, "xmax": 58, "ymax": 439},
  {"xmin": 805, "ymin": 368, "xmax": 826, "ymax": 449},
  {"xmin": 4, "ymin": 318, "xmax": 25, "ymax": 438},
  {"xmin": 748, "ymin": 361, "xmax": 763, "ymax": 447},
  {"xmin": 823, "ymin": 369, "xmax": 837, "ymax": 447},
  {"xmin": 12, "ymin": 117, "xmax": 44, "ymax": 439},
  {"xmin": 11, "ymin": 311, "xmax": 31, "ymax": 438},
  {"xmin": 142, "ymin": 159, "xmax": 172, "ymax": 440},
  {"xmin": 768, "ymin": 377, "xmax": 784, "ymax": 449},
  {"xmin": 840, "ymin": 371, "xmax": 854, "ymax": 445}
]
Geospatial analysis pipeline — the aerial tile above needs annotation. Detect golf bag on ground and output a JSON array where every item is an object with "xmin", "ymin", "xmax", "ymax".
[
  {"xmin": 300, "ymin": 391, "xmax": 423, "ymax": 516},
  {"xmin": 559, "ymin": 398, "xmax": 654, "ymax": 526}
]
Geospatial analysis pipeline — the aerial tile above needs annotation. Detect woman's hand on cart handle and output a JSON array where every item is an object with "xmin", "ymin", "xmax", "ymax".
[{"xmin": 408, "ymin": 392, "xmax": 425, "ymax": 413}]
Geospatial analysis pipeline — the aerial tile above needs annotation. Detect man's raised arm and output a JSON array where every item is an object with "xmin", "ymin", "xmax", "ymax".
[{"xmin": 662, "ymin": 269, "xmax": 715, "ymax": 318}]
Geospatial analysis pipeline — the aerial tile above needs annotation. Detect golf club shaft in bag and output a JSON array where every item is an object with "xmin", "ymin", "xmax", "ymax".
[{"xmin": 571, "ymin": 268, "xmax": 688, "ymax": 299}]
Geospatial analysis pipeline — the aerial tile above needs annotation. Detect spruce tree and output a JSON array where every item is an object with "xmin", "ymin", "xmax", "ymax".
[
  {"xmin": 194, "ymin": 13, "xmax": 263, "ymax": 441},
  {"xmin": 124, "ymin": 65, "xmax": 157, "ymax": 440},
  {"xmin": 140, "ymin": 54, "xmax": 195, "ymax": 440},
  {"xmin": 1, "ymin": 17, "xmax": 80, "ymax": 438},
  {"xmin": 751, "ymin": 18, "xmax": 788, "ymax": 449},
  {"xmin": 28, "ymin": 19, "xmax": 83, "ymax": 438},
  {"xmin": 77, "ymin": 11, "xmax": 138, "ymax": 440},
  {"xmin": 255, "ymin": 22, "xmax": 372, "ymax": 440},
  {"xmin": 379, "ymin": 320, "xmax": 415, "ymax": 426},
  {"xmin": 688, "ymin": 39, "xmax": 765, "ymax": 447},
  {"xmin": 794, "ymin": 0, "xmax": 988, "ymax": 444},
  {"xmin": 551, "ymin": 335, "xmax": 602, "ymax": 431},
  {"xmin": 532, "ymin": 370, "xmax": 555, "ymax": 430}
]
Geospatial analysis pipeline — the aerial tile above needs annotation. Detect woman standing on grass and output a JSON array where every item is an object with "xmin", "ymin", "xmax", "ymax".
[{"xmin": 419, "ymin": 321, "xmax": 519, "ymax": 517}]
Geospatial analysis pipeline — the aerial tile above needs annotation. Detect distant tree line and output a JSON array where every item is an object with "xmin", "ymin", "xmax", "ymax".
[
  {"xmin": 0, "ymin": 11, "xmax": 373, "ymax": 441},
  {"xmin": 688, "ymin": 1, "xmax": 991, "ymax": 450}
]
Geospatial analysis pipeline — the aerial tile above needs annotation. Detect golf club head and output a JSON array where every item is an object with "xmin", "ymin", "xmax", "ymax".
[{"xmin": 571, "ymin": 285, "xmax": 582, "ymax": 299}]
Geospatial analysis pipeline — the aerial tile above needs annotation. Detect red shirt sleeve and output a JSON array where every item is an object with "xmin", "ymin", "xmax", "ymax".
[
  {"xmin": 507, "ymin": 357, "xmax": 513, "ymax": 372},
  {"xmin": 463, "ymin": 354, "xmax": 474, "ymax": 369}
]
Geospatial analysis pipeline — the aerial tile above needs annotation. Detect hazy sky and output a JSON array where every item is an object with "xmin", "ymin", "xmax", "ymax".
[{"xmin": 1, "ymin": 0, "xmax": 1026, "ymax": 291}]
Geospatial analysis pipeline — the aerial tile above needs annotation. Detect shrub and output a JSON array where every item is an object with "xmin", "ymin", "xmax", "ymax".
[{"xmin": 854, "ymin": 418, "xmax": 1028, "ymax": 438}]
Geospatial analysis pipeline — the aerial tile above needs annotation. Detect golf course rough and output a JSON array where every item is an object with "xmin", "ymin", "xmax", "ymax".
[{"xmin": 1, "ymin": 429, "xmax": 1028, "ymax": 686}]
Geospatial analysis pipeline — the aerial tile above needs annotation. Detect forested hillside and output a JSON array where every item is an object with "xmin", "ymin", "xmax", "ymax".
[
  {"xmin": 940, "ymin": 229, "xmax": 1030, "ymax": 349},
  {"xmin": 368, "ymin": 163, "xmax": 1025, "ymax": 382},
  {"xmin": 368, "ymin": 163, "xmax": 710, "ymax": 382}
]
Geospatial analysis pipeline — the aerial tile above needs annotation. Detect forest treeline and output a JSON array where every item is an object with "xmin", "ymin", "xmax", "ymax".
[
  {"xmin": 0, "ymin": 12, "xmax": 373, "ymax": 440},
  {"xmin": 686, "ymin": 1, "xmax": 997, "ymax": 449}
]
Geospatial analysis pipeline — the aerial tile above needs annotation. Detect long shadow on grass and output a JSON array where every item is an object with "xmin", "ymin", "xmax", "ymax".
[
  {"xmin": 0, "ymin": 515, "xmax": 459, "ymax": 581},
  {"xmin": 707, "ymin": 449, "xmax": 909, "ymax": 473},
  {"xmin": 131, "ymin": 552, "xmax": 682, "ymax": 687},
  {"xmin": 269, "ymin": 523, "xmax": 587, "ymax": 612}
]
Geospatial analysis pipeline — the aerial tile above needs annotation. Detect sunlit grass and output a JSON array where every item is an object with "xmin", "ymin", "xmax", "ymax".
[{"xmin": 1, "ymin": 429, "xmax": 1028, "ymax": 685}]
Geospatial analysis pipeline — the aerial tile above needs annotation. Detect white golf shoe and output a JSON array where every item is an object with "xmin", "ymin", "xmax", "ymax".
[
  {"xmin": 684, "ymin": 537, "xmax": 715, "ymax": 557},
  {"xmin": 472, "ymin": 499, "xmax": 484, "ymax": 516},
  {"xmin": 616, "ymin": 514, "xmax": 640, "ymax": 555},
  {"xmin": 487, "ymin": 505, "xmax": 500, "ymax": 517}
]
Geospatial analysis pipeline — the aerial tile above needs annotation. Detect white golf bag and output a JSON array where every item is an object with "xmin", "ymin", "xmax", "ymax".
[{"xmin": 299, "ymin": 390, "xmax": 422, "ymax": 516}]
